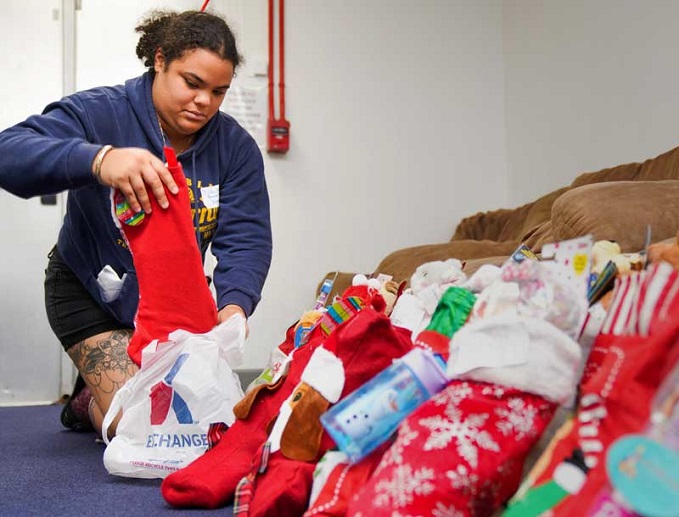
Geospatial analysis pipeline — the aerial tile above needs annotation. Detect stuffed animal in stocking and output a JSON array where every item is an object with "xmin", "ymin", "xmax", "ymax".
[{"xmin": 389, "ymin": 259, "xmax": 467, "ymax": 336}]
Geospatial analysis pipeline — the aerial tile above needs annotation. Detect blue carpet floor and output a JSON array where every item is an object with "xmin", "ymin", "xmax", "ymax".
[{"xmin": 0, "ymin": 405, "xmax": 233, "ymax": 517}]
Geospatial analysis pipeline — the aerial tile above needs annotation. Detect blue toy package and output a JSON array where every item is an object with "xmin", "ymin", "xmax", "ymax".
[{"xmin": 320, "ymin": 347, "xmax": 448, "ymax": 464}]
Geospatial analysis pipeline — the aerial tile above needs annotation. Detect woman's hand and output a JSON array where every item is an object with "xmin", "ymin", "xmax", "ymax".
[
  {"xmin": 96, "ymin": 147, "xmax": 179, "ymax": 214},
  {"xmin": 219, "ymin": 304, "xmax": 249, "ymax": 337}
]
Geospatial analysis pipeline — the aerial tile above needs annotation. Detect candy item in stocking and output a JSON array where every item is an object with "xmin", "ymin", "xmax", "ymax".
[
  {"xmin": 113, "ymin": 146, "xmax": 217, "ymax": 366},
  {"xmin": 584, "ymin": 434, "xmax": 679, "ymax": 517},
  {"xmin": 347, "ymin": 381, "xmax": 557, "ymax": 517},
  {"xmin": 321, "ymin": 347, "xmax": 447, "ymax": 464}
]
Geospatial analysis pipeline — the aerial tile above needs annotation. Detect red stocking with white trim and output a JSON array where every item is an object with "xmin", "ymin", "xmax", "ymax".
[{"xmin": 114, "ymin": 147, "xmax": 217, "ymax": 366}]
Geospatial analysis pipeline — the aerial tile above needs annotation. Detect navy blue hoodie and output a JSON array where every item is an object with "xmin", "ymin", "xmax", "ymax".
[{"xmin": 0, "ymin": 73, "xmax": 272, "ymax": 326}]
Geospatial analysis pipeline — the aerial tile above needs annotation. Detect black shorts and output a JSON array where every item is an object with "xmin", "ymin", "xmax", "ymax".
[{"xmin": 44, "ymin": 247, "xmax": 130, "ymax": 351}]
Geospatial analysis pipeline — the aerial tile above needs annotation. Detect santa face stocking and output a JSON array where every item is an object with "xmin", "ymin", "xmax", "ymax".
[
  {"xmin": 114, "ymin": 147, "xmax": 217, "ymax": 365},
  {"xmin": 347, "ymin": 381, "xmax": 556, "ymax": 517}
]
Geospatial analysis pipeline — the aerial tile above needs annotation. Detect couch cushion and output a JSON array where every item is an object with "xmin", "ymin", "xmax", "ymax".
[
  {"xmin": 517, "ymin": 188, "xmax": 569, "ymax": 243},
  {"xmin": 551, "ymin": 180, "xmax": 679, "ymax": 252},
  {"xmin": 570, "ymin": 160, "xmax": 642, "ymax": 188}
]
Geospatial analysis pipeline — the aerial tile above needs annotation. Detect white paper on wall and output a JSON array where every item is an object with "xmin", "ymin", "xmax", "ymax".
[{"xmin": 222, "ymin": 77, "xmax": 267, "ymax": 149}]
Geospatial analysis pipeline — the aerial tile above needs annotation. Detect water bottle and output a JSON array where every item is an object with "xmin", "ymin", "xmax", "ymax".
[{"xmin": 320, "ymin": 347, "xmax": 448, "ymax": 464}]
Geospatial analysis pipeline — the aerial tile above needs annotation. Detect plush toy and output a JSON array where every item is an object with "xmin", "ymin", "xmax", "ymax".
[
  {"xmin": 589, "ymin": 240, "xmax": 644, "ymax": 310},
  {"xmin": 591, "ymin": 240, "xmax": 643, "ymax": 276},
  {"xmin": 648, "ymin": 230, "xmax": 679, "ymax": 269},
  {"xmin": 410, "ymin": 258, "xmax": 467, "ymax": 296}
]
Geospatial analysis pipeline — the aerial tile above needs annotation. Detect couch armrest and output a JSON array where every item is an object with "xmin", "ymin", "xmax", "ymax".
[
  {"xmin": 551, "ymin": 180, "xmax": 679, "ymax": 252},
  {"xmin": 375, "ymin": 240, "xmax": 520, "ymax": 286}
]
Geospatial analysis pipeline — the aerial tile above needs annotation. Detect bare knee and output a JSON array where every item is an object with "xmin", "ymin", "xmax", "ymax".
[{"xmin": 89, "ymin": 398, "xmax": 123, "ymax": 440}]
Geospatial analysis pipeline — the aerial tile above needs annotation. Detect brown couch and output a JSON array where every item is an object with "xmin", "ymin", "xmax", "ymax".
[{"xmin": 320, "ymin": 145, "xmax": 679, "ymax": 298}]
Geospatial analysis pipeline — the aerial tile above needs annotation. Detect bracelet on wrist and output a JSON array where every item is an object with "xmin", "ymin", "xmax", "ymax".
[{"xmin": 93, "ymin": 145, "xmax": 113, "ymax": 184}]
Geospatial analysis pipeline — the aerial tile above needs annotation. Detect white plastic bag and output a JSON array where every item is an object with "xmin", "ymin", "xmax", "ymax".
[{"xmin": 101, "ymin": 315, "xmax": 246, "ymax": 479}]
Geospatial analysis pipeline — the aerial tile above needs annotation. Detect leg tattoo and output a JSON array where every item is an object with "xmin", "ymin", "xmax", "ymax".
[{"xmin": 68, "ymin": 329, "xmax": 137, "ymax": 395}]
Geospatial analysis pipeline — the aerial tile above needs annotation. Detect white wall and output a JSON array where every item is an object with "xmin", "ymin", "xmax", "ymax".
[
  {"xmin": 235, "ymin": 0, "xmax": 508, "ymax": 369},
  {"xmin": 503, "ymin": 0, "xmax": 679, "ymax": 205}
]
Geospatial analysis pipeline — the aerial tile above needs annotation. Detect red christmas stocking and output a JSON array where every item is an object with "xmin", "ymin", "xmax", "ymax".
[
  {"xmin": 505, "ymin": 263, "xmax": 679, "ymax": 516},
  {"xmin": 551, "ymin": 288, "xmax": 679, "ymax": 513},
  {"xmin": 161, "ymin": 325, "xmax": 326, "ymax": 509},
  {"xmin": 348, "ymin": 380, "xmax": 556, "ymax": 517},
  {"xmin": 115, "ymin": 147, "xmax": 217, "ymax": 365},
  {"xmin": 303, "ymin": 445, "xmax": 392, "ymax": 517},
  {"xmin": 234, "ymin": 309, "xmax": 414, "ymax": 517}
]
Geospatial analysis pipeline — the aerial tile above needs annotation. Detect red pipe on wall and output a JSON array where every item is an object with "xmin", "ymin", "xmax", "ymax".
[
  {"xmin": 278, "ymin": 0, "xmax": 286, "ymax": 121},
  {"xmin": 268, "ymin": 0, "xmax": 275, "ymax": 122},
  {"xmin": 267, "ymin": 0, "xmax": 290, "ymax": 153}
]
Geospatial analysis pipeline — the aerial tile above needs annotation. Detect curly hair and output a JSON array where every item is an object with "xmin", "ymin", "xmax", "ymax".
[{"xmin": 135, "ymin": 10, "xmax": 242, "ymax": 73}]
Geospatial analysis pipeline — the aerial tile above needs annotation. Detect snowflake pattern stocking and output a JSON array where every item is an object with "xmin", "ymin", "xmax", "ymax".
[{"xmin": 347, "ymin": 380, "xmax": 556, "ymax": 517}]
